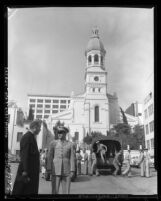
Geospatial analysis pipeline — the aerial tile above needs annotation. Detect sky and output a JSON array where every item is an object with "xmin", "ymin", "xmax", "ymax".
[{"xmin": 8, "ymin": 7, "xmax": 154, "ymax": 112}]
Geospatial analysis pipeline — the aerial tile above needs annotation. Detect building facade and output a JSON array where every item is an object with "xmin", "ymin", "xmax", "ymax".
[
  {"xmin": 28, "ymin": 94, "xmax": 71, "ymax": 120},
  {"xmin": 8, "ymin": 101, "xmax": 28, "ymax": 155},
  {"xmin": 125, "ymin": 101, "xmax": 143, "ymax": 125},
  {"xmin": 36, "ymin": 27, "xmax": 121, "ymax": 147},
  {"xmin": 143, "ymin": 72, "xmax": 154, "ymax": 156}
]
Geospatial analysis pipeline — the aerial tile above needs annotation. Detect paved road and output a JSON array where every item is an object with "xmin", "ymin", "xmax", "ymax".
[{"xmin": 9, "ymin": 163, "xmax": 157, "ymax": 195}]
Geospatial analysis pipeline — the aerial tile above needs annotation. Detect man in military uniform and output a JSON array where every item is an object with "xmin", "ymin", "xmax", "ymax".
[{"xmin": 48, "ymin": 126, "xmax": 75, "ymax": 194}]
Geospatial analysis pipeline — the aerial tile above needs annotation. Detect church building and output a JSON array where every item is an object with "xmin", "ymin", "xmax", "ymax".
[{"xmin": 38, "ymin": 27, "xmax": 121, "ymax": 146}]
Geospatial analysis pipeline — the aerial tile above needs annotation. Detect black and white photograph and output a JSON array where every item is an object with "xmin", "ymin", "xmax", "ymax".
[{"xmin": 6, "ymin": 6, "xmax": 156, "ymax": 196}]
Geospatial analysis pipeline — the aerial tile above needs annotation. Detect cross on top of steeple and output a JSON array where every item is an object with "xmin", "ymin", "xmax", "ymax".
[{"xmin": 91, "ymin": 26, "xmax": 99, "ymax": 38}]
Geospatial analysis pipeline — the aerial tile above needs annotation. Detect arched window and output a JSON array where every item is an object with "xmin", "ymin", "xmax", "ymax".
[
  {"xmin": 94, "ymin": 54, "xmax": 99, "ymax": 63},
  {"xmin": 95, "ymin": 106, "xmax": 99, "ymax": 122},
  {"xmin": 101, "ymin": 56, "xmax": 103, "ymax": 64},
  {"xmin": 88, "ymin": 55, "xmax": 92, "ymax": 64},
  {"xmin": 93, "ymin": 88, "xmax": 95, "ymax": 92}
]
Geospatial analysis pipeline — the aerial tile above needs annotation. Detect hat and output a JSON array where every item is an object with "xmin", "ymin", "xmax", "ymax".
[{"xmin": 57, "ymin": 126, "xmax": 69, "ymax": 134}]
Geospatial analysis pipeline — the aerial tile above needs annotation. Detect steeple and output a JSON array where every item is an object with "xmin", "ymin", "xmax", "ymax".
[{"xmin": 85, "ymin": 27, "xmax": 106, "ymax": 69}]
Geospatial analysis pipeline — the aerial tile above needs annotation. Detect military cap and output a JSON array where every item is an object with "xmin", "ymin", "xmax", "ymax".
[{"xmin": 57, "ymin": 126, "xmax": 69, "ymax": 134}]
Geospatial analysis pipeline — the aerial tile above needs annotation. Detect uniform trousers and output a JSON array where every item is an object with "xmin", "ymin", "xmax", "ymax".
[{"xmin": 51, "ymin": 175, "xmax": 71, "ymax": 194}]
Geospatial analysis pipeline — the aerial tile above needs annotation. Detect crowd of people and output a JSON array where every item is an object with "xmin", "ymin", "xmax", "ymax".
[{"xmin": 11, "ymin": 120, "xmax": 153, "ymax": 196}]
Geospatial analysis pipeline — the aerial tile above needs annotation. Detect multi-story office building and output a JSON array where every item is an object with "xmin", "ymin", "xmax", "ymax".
[
  {"xmin": 27, "ymin": 94, "xmax": 71, "ymax": 120},
  {"xmin": 125, "ymin": 101, "xmax": 143, "ymax": 125},
  {"xmin": 143, "ymin": 72, "xmax": 154, "ymax": 156}
]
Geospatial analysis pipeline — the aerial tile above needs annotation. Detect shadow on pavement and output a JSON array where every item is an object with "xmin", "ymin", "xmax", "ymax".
[{"xmin": 74, "ymin": 175, "xmax": 91, "ymax": 182}]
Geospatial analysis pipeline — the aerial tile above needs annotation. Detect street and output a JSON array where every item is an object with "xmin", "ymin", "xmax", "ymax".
[{"xmin": 9, "ymin": 163, "xmax": 157, "ymax": 195}]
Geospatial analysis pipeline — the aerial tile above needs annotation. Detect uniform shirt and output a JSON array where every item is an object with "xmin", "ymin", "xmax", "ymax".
[{"xmin": 48, "ymin": 139, "xmax": 75, "ymax": 176}]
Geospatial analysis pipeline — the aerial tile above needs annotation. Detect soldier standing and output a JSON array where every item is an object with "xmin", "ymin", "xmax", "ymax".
[
  {"xmin": 76, "ymin": 150, "xmax": 82, "ymax": 175},
  {"xmin": 138, "ymin": 149, "xmax": 145, "ymax": 177},
  {"xmin": 83, "ymin": 149, "xmax": 88, "ymax": 175},
  {"xmin": 122, "ymin": 149, "xmax": 132, "ymax": 177},
  {"xmin": 144, "ymin": 148, "xmax": 151, "ymax": 178},
  {"xmin": 48, "ymin": 126, "xmax": 75, "ymax": 194}
]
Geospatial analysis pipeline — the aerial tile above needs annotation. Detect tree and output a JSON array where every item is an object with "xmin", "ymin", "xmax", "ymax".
[
  {"xmin": 83, "ymin": 131, "xmax": 104, "ymax": 145},
  {"xmin": 27, "ymin": 106, "xmax": 34, "ymax": 121},
  {"xmin": 132, "ymin": 124, "xmax": 145, "ymax": 149},
  {"xmin": 83, "ymin": 135, "xmax": 92, "ymax": 145},
  {"xmin": 114, "ymin": 123, "xmax": 131, "ymax": 136},
  {"xmin": 120, "ymin": 107, "xmax": 128, "ymax": 124}
]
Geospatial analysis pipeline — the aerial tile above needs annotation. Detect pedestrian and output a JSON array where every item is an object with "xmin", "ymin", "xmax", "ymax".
[
  {"xmin": 122, "ymin": 149, "xmax": 132, "ymax": 177},
  {"xmin": 12, "ymin": 120, "xmax": 41, "ymax": 195},
  {"xmin": 96, "ymin": 141, "xmax": 107, "ymax": 164},
  {"xmin": 91, "ymin": 150, "xmax": 100, "ymax": 176},
  {"xmin": 144, "ymin": 148, "xmax": 151, "ymax": 178},
  {"xmin": 83, "ymin": 149, "xmax": 88, "ymax": 175},
  {"xmin": 48, "ymin": 126, "xmax": 75, "ymax": 194},
  {"xmin": 76, "ymin": 150, "xmax": 82, "ymax": 175},
  {"xmin": 113, "ymin": 150, "xmax": 122, "ymax": 176},
  {"xmin": 138, "ymin": 149, "xmax": 145, "ymax": 177}
]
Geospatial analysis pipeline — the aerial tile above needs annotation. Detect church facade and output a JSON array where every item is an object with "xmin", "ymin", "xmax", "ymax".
[{"xmin": 42, "ymin": 28, "xmax": 121, "ymax": 144}]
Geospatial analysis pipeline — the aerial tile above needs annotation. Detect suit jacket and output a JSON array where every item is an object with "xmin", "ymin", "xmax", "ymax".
[
  {"xmin": 12, "ymin": 131, "xmax": 40, "ymax": 195},
  {"xmin": 48, "ymin": 139, "xmax": 75, "ymax": 176}
]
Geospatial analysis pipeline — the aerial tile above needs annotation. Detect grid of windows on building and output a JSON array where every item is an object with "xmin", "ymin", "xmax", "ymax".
[
  {"xmin": 147, "ymin": 140, "xmax": 150, "ymax": 150},
  {"xmin": 45, "ymin": 110, "xmax": 50, "ymax": 114},
  {"xmin": 151, "ymin": 138, "xmax": 154, "ymax": 149},
  {"xmin": 145, "ymin": 124, "xmax": 149, "ymax": 135},
  {"xmin": 36, "ymin": 115, "xmax": 42, "ymax": 119},
  {"xmin": 37, "ymin": 109, "xmax": 42, "ymax": 113},
  {"xmin": 17, "ymin": 132, "xmax": 23, "ymax": 142},
  {"xmin": 29, "ymin": 104, "xmax": 35, "ymax": 108},
  {"xmin": 37, "ymin": 104, "xmax": 43, "ymax": 108},
  {"xmin": 37, "ymin": 99, "xmax": 43, "ymax": 103},
  {"xmin": 52, "ymin": 110, "xmax": 58, "ymax": 113},
  {"xmin": 53, "ymin": 100, "xmax": 59, "ymax": 103},
  {"xmin": 30, "ymin": 99, "xmax": 35, "ymax": 102},
  {"xmin": 60, "ymin": 105, "xmax": 66, "ymax": 109},
  {"xmin": 60, "ymin": 100, "xmax": 66, "ymax": 104},
  {"xmin": 149, "ymin": 120, "xmax": 154, "ymax": 133},
  {"xmin": 144, "ymin": 109, "xmax": 148, "ymax": 119},
  {"xmin": 148, "ymin": 104, "xmax": 153, "ymax": 116},
  {"xmin": 45, "ymin": 105, "xmax": 51, "ymax": 108},
  {"xmin": 45, "ymin": 99, "xmax": 51, "ymax": 103},
  {"xmin": 53, "ymin": 105, "xmax": 58, "ymax": 108}
]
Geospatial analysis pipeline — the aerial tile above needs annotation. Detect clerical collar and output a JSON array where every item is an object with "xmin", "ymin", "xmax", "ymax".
[{"xmin": 29, "ymin": 129, "xmax": 35, "ymax": 135}]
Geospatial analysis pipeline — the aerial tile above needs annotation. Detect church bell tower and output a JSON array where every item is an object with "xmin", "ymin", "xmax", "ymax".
[{"xmin": 84, "ymin": 27, "xmax": 110, "ymax": 135}]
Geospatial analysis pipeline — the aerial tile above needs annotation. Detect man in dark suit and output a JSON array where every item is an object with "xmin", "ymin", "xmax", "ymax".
[
  {"xmin": 48, "ymin": 126, "xmax": 75, "ymax": 194},
  {"xmin": 12, "ymin": 120, "xmax": 41, "ymax": 195}
]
